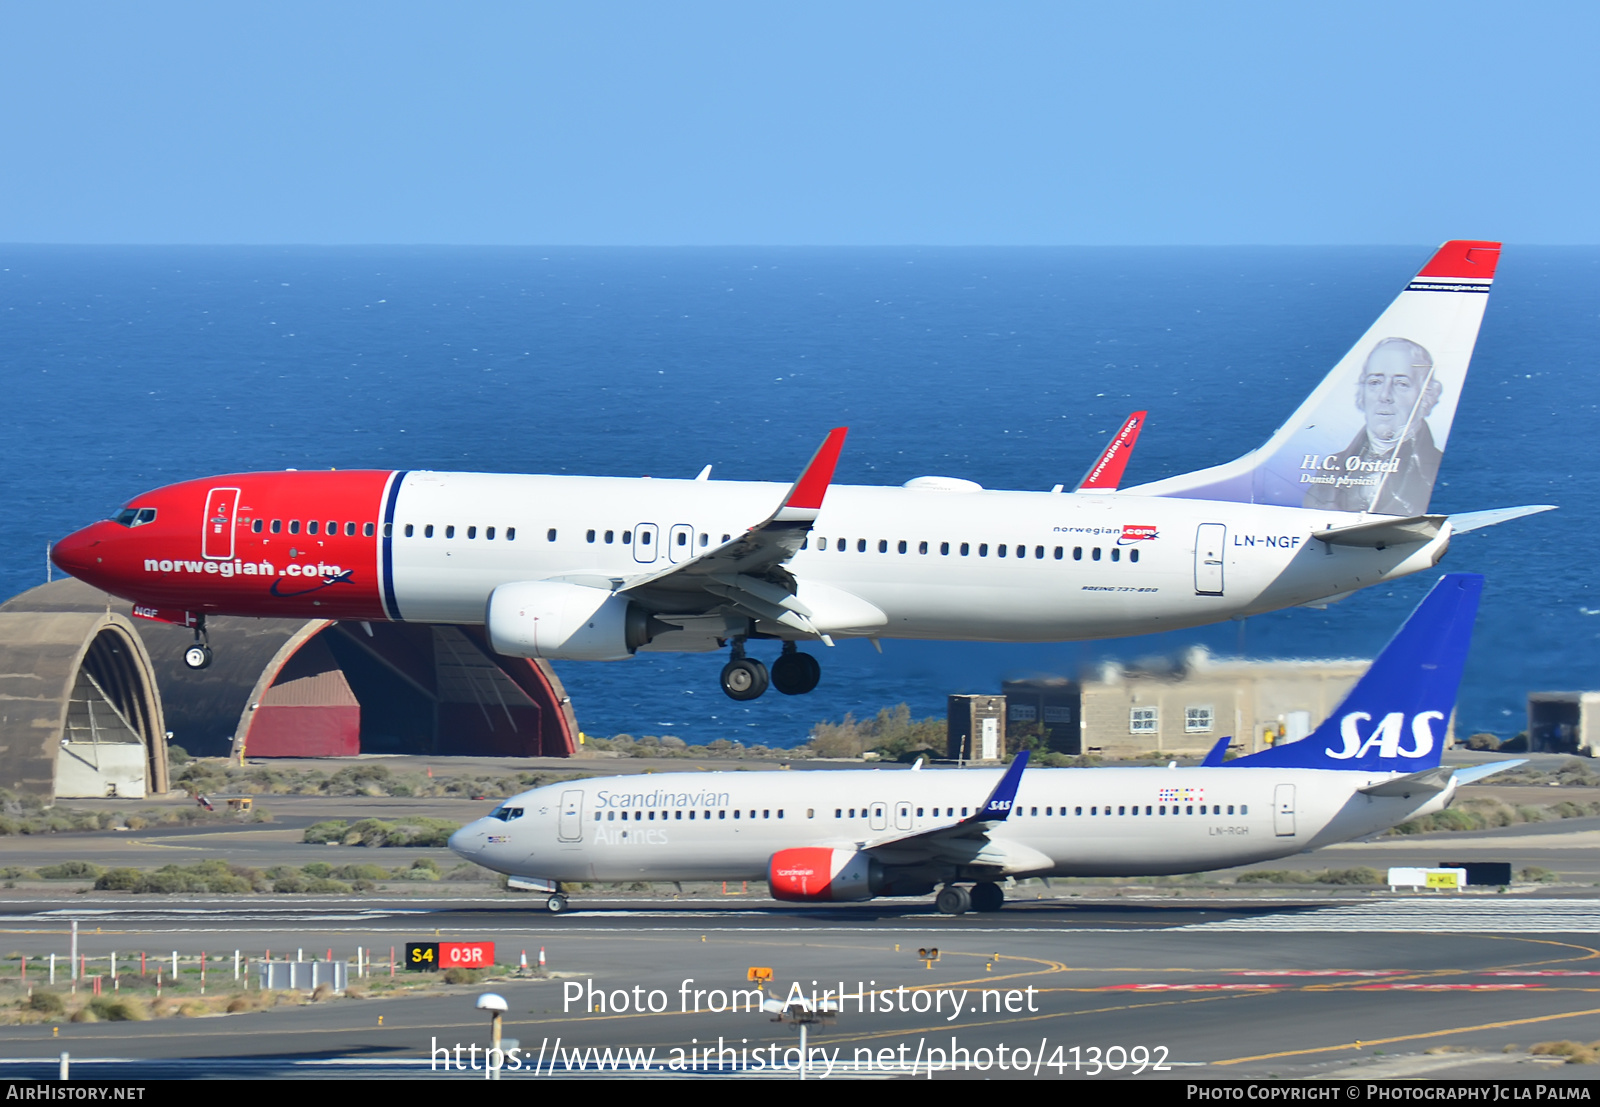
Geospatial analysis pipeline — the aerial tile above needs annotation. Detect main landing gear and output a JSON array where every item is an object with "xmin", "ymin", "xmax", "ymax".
[
  {"xmin": 719, "ymin": 640, "xmax": 821, "ymax": 700},
  {"xmin": 936, "ymin": 882, "xmax": 1005, "ymax": 915},
  {"xmin": 544, "ymin": 893, "xmax": 569, "ymax": 914},
  {"xmin": 182, "ymin": 616, "xmax": 213, "ymax": 670}
]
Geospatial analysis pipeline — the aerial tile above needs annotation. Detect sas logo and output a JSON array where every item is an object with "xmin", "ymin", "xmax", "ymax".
[
  {"xmin": 1157, "ymin": 787, "xmax": 1203, "ymax": 803},
  {"xmin": 1118, "ymin": 525, "xmax": 1159, "ymax": 545},
  {"xmin": 1325, "ymin": 711, "xmax": 1443, "ymax": 760}
]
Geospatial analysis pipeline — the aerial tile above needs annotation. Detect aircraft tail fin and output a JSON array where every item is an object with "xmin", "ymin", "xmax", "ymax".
[
  {"xmin": 1224, "ymin": 573, "xmax": 1482, "ymax": 771},
  {"xmin": 1123, "ymin": 241, "xmax": 1500, "ymax": 517}
]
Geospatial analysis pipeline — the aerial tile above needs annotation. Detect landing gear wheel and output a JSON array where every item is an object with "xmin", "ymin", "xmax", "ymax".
[
  {"xmin": 935, "ymin": 885, "xmax": 972, "ymax": 915},
  {"xmin": 545, "ymin": 893, "xmax": 569, "ymax": 914},
  {"xmin": 970, "ymin": 882, "xmax": 1005, "ymax": 913},
  {"xmin": 720, "ymin": 658, "xmax": 770, "ymax": 701},
  {"xmin": 183, "ymin": 644, "xmax": 213, "ymax": 670},
  {"xmin": 771, "ymin": 649, "xmax": 821, "ymax": 695}
]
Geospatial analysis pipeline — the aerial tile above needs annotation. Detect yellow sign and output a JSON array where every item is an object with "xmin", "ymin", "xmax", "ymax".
[{"xmin": 1425, "ymin": 871, "xmax": 1460, "ymax": 888}]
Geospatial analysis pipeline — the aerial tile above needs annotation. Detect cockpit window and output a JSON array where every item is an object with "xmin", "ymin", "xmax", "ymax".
[
  {"xmin": 488, "ymin": 806, "xmax": 525, "ymax": 822},
  {"xmin": 113, "ymin": 507, "xmax": 157, "ymax": 528}
]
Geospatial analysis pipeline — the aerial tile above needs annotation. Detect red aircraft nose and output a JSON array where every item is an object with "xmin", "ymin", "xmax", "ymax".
[{"xmin": 50, "ymin": 522, "xmax": 113, "ymax": 584}]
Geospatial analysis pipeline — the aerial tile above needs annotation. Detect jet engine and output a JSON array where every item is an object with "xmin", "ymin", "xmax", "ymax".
[
  {"xmin": 768, "ymin": 848, "xmax": 882, "ymax": 902},
  {"xmin": 486, "ymin": 581, "xmax": 659, "ymax": 661}
]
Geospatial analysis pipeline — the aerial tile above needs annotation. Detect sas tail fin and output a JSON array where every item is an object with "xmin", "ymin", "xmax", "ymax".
[
  {"xmin": 1224, "ymin": 573, "xmax": 1482, "ymax": 772},
  {"xmin": 1124, "ymin": 241, "xmax": 1500, "ymax": 517}
]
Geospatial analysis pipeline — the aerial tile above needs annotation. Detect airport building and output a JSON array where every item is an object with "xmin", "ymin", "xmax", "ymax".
[
  {"xmin": 0, "ymin": 578, "xmax": 577, "ymax": 799},
  {"xmin": 1526, "ymin": 691, "xmax": 1600, "ymax": 755},
  {"xmin": 994, "ymin": 647, "xmax": 1397, "ymax": 760}
]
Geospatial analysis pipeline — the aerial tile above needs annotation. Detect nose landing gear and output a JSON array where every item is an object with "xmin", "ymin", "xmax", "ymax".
[{"xmin": 182, "ymin": 616, "xmax": 213, "ymax": 670}]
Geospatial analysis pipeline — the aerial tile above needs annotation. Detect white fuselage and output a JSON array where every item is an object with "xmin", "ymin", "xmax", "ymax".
[
  {"xmin": 449, "ymin": 764, "xmax": 1450, "ymax": 884},
  {"xmin": 388, "ymin": 472, "xmax": 1446, "ymax": 641}
]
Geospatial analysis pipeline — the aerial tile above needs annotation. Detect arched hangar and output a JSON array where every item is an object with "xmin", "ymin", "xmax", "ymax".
[
  {"xmin": 1, "ymin": 579, "xmax": 577, "ymax": 771},
  {"xmin": 0, "ymin": 604, "xmax": 168, "ymax": 799}
]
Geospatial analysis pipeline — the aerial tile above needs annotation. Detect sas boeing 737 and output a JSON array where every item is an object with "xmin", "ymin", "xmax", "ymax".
[
  {"xmin": 447, "ymin": 574, "xmax": 1519, "ymax": 914},
  {"xmin": 50, "ymin": 241, "xmax": 1549, "ymax": 700}
]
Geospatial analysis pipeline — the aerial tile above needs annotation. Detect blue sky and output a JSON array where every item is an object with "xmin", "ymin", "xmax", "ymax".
[{"xmin": 2, "ymin": 3, "xmax": 1596, "ymax": 245}]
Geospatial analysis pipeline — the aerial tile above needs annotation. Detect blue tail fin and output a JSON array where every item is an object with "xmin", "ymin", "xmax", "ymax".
[{"xmin": 1224, "ymin": 573, "xmax": 1482, "ymax": 771}]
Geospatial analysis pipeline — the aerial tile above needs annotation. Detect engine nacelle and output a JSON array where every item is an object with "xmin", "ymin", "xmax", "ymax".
[
  {"xmin": 768, "ymin": 847, "xmax": 882, "ymax": 902},
  {"xmin": 486, "ymin": 581, "xmax": 655, "ymax": 661}
]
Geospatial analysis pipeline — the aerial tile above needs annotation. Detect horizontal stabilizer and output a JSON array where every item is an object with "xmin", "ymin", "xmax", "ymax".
[
  {"xmin": 1449, "ymin": 505, "xmax": 1557, "ymax": 535},
  {"xmin": 1451, "ymin": 759, "xmax": 1528, "ymax": 785},
  {"xmin": 1313, "ymin": 515, "xmax": 1444, "ymax": 548},
  {"xmin": 1358, "ymin": 765, "xmax": 1454, "ymax": 797}
]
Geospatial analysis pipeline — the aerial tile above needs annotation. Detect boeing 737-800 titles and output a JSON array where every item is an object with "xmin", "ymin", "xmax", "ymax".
[
  {"xmin": 50, "ymin": 241, "xmax": 1549, "ymax": 700},
  {"xmin": 446, "ymin": 574, "xmax": 1520, "ymax": 914}
]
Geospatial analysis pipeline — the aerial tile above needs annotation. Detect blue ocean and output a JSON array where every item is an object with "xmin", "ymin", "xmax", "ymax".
[{"xmin": 3, "ymin": 246, "xmax": 1593, "ymax": 743}]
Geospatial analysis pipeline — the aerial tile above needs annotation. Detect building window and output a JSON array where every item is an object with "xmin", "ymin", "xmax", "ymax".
[
  {"xmin": 1130, "ymin": 706, "xmax": 1158, "ymax": 734},
  {"xmin": 1185, "ymin": 705, "xmax": 1215, "ymax": 733}
]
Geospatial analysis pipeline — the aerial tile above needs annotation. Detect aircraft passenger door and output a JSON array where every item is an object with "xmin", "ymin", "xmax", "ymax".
[
  {"xmin": 202, "ymin": 487, "xmax": 241, "ymax": 561},
  {"xmin": 1194, "ymin": 523, "xmax": 1226, "ymax": 596},
  {"xmin": 869, "ymin": 802, "xmax": 888, "ymax": 831},
  {"xmin": 558, "ymin": 789, "xmax": 585, "ymax": 842},
  {"xmin": 668, "ymin": 523, "xmax": 694, "ymax": 564},
  {"xmin": 632, "ymin": 523, "xmax": 659, "ymax": 564},
  {"xmin": 894, "ymin": 802, "xmax": 912, "ymax": 831},
  {"xmin": 1273, "ymin": 784, "xmax": 1296, "ymax": 837}
]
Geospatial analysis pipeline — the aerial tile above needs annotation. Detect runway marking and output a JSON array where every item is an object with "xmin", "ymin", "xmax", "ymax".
[
  {"xmin": 1212, "ymin": 1004, "xmax": 1600, "ymax": 1066},
  {"xmin": 1180, "ymin": 898, "xmax": 1600, "ymax": 933}
]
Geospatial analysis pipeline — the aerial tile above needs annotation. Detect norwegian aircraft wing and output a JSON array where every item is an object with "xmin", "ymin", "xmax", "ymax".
[{"xmin": 615, "ymin": 427, "xmax": 848, "ymax": 639}]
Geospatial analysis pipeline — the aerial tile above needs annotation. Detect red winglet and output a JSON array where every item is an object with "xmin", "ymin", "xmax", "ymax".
[
  {"xmin": 1077, "ymin": 411, "xmax": 1147, "ymax": 490},
  {"xmin": 784, "ymin": 427, "xmax": 848, "ymax": 511},
  {"xmin": 1416, "ymin": 240, "xmax": 1501, "ymax": 280}
]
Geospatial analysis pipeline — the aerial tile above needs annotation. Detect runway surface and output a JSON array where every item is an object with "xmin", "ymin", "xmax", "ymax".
[{"xmin": 3, "ymin": 894, "xmax": 1599, "ymax": 1079}]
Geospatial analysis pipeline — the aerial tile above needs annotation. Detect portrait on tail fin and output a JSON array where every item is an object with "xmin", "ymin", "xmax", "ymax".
[{"xmin": 1298, "ymin": 336, "xmax": 1444, "ymax": 516}]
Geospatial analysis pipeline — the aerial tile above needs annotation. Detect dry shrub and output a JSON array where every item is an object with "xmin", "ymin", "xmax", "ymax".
[
  {"xmin": 1530, "ymin": 1040, "xmax": 1598, "ymax": 1064},
  {"xmin": 344, "ymin": 984, "xmax": 366, "ymax": 999},
  {"xmin": 68, "ymin": 1007, "xmax": 97, "ymax": 1023},
  {"xmin": 310, "ymin": 983, "xmax": 334, "ymax": 1002}
]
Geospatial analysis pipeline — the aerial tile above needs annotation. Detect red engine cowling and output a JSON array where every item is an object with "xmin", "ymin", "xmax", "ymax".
[{"xmin": 768, "ymin": 848, "xmax": 881, "ymax": 902}]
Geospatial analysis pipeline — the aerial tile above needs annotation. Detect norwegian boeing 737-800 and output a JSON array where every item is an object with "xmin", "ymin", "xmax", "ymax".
[
  {"xmin": 50, "ymin": 241, "xmax": 1549, "ymax": 699},
  {"xmin": 446, "ymin": 574, "xmax": 1520, "ymax": 914}
]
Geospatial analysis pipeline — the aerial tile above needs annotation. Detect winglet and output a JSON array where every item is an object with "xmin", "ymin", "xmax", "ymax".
[
  {"xmin": 1201, "ymin": 735, "xmax": 1233, "ymax": 767},
  {"xmin": 774, "ymin": 427, "xmax": 848, "ymax": 522},
  {"xmin": 1075, "ymin": 411, "xmax": 1147, "ymax": 491},
  {"xmin": 974, "ymin": 751, "xmax": 1029, "ymax": 822}
]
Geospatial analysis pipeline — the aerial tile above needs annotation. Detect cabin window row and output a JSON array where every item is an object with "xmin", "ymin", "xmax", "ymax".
[
  {"xmin": 252, "ymin": 519, "xmax": 375, "ymax": 537},
  {"xmin": 576, "ymin": 529, "xmax": 733, "ymax": 547},
  {"xmin": 1067, "ymin": 804, "xmax": 1246, "ymax": 816},
  {"xmin": 807, "ymin": 538, "xmax": 1139, "ymax": 563},
  {"xmin": 402, "ymin": 524, "xmax": 518, "ymax": 541},
  {"xmin": 594, "ymin": 809, "xmax": 783, "ymax": 821}
]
